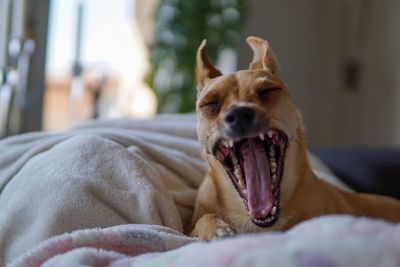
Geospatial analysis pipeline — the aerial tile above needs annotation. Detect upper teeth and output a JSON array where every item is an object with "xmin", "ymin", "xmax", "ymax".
[
  {"xmin": 259, "ymin": 133, "xmax": 265, "ymax": 141},
  {"xmin": 267, "ymin": 130, "xmax": 274, "ymax": 138},
  {"xmin": 228, "ymin": 140, "xmax": 234, "ymax": 148},
  {"xmin": 222, "ymin": 140, "xmax": 229, "ymax": 147},
  {"xmin": 270, "ymin": 150, "xmax": 277, "ymax": 185},
  {"xmin": 231, "ymin": 153, "xmax": 238, "ymax": 164},
  {"xmin": 271, "ymin": 162, "xmax": 277, "ymax": 173},
  {"xmin": 234, "ymin": 164, "xmax": 242, "ymax": 177},
  {"xmin": 234, "ymin": 164, "xmax": 246, "ymax": 188},
  {"xmin": 269, "ymin": 146, "xmax": 275, "ymax": 157}
]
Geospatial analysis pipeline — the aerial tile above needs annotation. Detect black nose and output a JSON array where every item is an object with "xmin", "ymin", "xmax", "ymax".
[{"xmin": 224, "ymin": 106, "xmax": 255, "ymax": 136}]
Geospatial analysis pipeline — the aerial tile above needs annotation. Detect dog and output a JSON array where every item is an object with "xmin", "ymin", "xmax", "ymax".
[{"xmin": 189, "ymin": 36, "xmax": 400, "ymax": 240}]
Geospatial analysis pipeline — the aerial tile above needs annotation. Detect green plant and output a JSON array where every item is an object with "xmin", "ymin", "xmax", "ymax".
[{"xmin": 148, "ymin": 0, "xmax": 246, "ymax": 113}]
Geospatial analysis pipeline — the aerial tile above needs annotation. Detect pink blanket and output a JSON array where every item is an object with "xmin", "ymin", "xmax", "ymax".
[{"xmin": 10, "ymin": 215, "xmax": 400, "ymax": 267}]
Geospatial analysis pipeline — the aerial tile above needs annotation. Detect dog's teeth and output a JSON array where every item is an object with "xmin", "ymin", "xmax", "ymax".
[
  {"xmin": 271, "ymin": 162, "xmax": 277, "ymax": 173},
  {"xmin": 267, "ymin": 130, "xmax": 274, "ymax": 138},
  {"xmin": 228, "ymin": 140, "xmax": 234, "ymax": 148},
  {"xmin": 272, "ymin": 174, "xmax": 276, "ymax": 184},
  {"xmin": 234, "ymin": 164, "xmax": 242, "ymax": 178},
  {"xmin": 234, "ymin": 164, "xmax": 246, "ymax": 189},
  {"xmin": 259, "ymin": 133, "xmax": 265, "ymax": 141},
  {"xmin": 231, "ymin": 153, "xmax": 238, "ymax": 164},
  {"xmin": 222, "ymin": 140, "xmax": 228, "ymax": 147},
  {"xmin": 269, "ymin": 146, "xmax": 275, "ymax": 157},
  {"xmin": 271, "ymin": 206, "xmax": 277, "ymax": 215},
  {"xmin": 237, "ymin": 174, "xmax": 246, "ymax": 188},
  {"xmin": 238, "ymin": 178, "xmax": 246, "ymax": 188},
  {"xmin": 234, "ymin": 168, "xmax": 246, "ymax": 188}
]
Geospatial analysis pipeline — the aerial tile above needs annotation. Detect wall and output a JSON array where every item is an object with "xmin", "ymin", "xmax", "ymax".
[{"xmin": 237, "ymin": 0, "xmax": 400, "ymax": 147}]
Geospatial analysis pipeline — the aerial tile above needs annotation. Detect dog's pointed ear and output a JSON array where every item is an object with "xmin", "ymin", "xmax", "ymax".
[
  {"xmin": 196, "ymin": 39, "xmax": 222, "ymax": 91},
  {"xmin": 247, "ymin": 36, "xmax": 278, "ymax": 75}
]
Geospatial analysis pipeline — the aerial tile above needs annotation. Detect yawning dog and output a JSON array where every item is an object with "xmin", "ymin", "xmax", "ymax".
[{"xmin": 190, "ymin": 36, "xmax": 400, "ymax": 240}]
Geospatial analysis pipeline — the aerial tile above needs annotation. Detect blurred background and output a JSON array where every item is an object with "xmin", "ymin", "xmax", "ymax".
[{"xmin": 1, "ymin": 0, "xmax": 400, "ymax": 148}]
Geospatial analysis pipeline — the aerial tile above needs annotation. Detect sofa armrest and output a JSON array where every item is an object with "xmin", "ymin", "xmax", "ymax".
[{"xmin": 311, "ymin": 148, "xmax": 400, "ymax": 199}]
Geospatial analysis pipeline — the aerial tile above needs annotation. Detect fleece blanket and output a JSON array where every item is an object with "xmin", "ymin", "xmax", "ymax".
[
  {"xmin": 0, "ymin": 114, "xmax": 350, "ymax": 266},
  {"xmin": 9, "ymin": 216, "xmax": 400, "ymax": 267},
  {"xmin": 0, "ymin": 114, "xmax": 205, "ymax": 265}
]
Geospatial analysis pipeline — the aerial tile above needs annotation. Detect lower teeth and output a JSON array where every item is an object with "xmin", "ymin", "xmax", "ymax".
[{"xmin": 253, "ymin": 215, "xmax": 275, "ymax": 223}]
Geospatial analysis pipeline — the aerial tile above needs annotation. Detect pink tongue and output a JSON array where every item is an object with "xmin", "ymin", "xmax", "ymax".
[{"xmin": 240, "ymin": 139, "xmax": 273, "ymax": 218}]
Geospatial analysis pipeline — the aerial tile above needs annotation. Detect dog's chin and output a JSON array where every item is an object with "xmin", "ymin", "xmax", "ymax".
[{"xmin": 213, "ymin": 129, "xmax": 288, "ymax": 228}]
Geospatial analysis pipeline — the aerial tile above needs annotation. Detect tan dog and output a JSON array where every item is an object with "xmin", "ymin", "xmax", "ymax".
[{"xmin": 189, "ymin": 36, "xmax": 400, "ymax": 240}]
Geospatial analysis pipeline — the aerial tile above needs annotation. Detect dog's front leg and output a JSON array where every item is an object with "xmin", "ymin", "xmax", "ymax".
[
  {"xmin": 189, "ymin": 175, "xmax": 236, "ymax": 240},
  {"xmin": 190, "ymin": 213, "xmax": 236, "ymax": 240}
]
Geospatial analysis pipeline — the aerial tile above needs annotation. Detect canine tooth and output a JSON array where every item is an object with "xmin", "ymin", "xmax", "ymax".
[
  {"xmin": 271, "ymin": 206, "xmax": 277, "ymax": 215},
  {"xmin": 267, "ymin": 130, "xmax": 274, "ymax": 138},
  {"xmin": 228, "ymin": 140, "xmax": 234, "ymax": 148},
  {"xmin": 222, "ymin": 140, "xmax": 228, "ymax": 147},
  {"xmin": 259, "ymin": 133, "xmax": 265, "ymax": 141}
]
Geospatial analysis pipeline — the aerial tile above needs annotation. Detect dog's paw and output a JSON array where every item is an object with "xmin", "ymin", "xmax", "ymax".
[
  {"xmin": 191, "ymin": 214, "xmax": 236, "ymax": 241},
  {"xmin": 210, "ymin": 219, "xmax": 236, "ymax": 240}
]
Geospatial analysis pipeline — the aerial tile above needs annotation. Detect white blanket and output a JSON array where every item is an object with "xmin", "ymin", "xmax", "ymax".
[
  {"xmin": 9, "ymin": 216, "xmax": 400, "ymax": 267},
  {"xmin": 0, "ymin": 114, "xmax": 346, "ymax": 266}
]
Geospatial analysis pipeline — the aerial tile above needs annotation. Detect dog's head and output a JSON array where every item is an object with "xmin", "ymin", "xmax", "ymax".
[{"xmin": 195, "ymin": 36, "xmax": 304, "ymax": 228}]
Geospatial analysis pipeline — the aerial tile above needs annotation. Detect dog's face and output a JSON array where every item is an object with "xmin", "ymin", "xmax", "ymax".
[{"xmin": 196, "ymin": 37, "xmax": 302, "ymax": 228}]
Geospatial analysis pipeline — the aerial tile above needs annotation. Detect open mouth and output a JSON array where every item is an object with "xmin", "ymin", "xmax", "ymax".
[{"xmin": 214, "ymin": 129, "xmax": 288, "ymax": 227}]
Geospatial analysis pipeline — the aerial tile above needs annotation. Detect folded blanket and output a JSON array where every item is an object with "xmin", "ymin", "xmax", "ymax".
[
  {"xmin": 9, "ymin": 215, "xmax": 400, "ymax": 267},
  {"xmin": 0, "ymin": 114, "xmax": 348, "ymax": 266},
  {"xmin": 0, "ymin": 114, "xmax": 205, "ymax": 265}
]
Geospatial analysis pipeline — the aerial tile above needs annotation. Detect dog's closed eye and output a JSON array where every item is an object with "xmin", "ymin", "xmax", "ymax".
[
  {"xmin": 257, "ymin": 87, "xmax": 281, "ymax": 100},
  {"xmin": 199, "ymin": 100, "xmax": 221, "ymax": 115}
]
